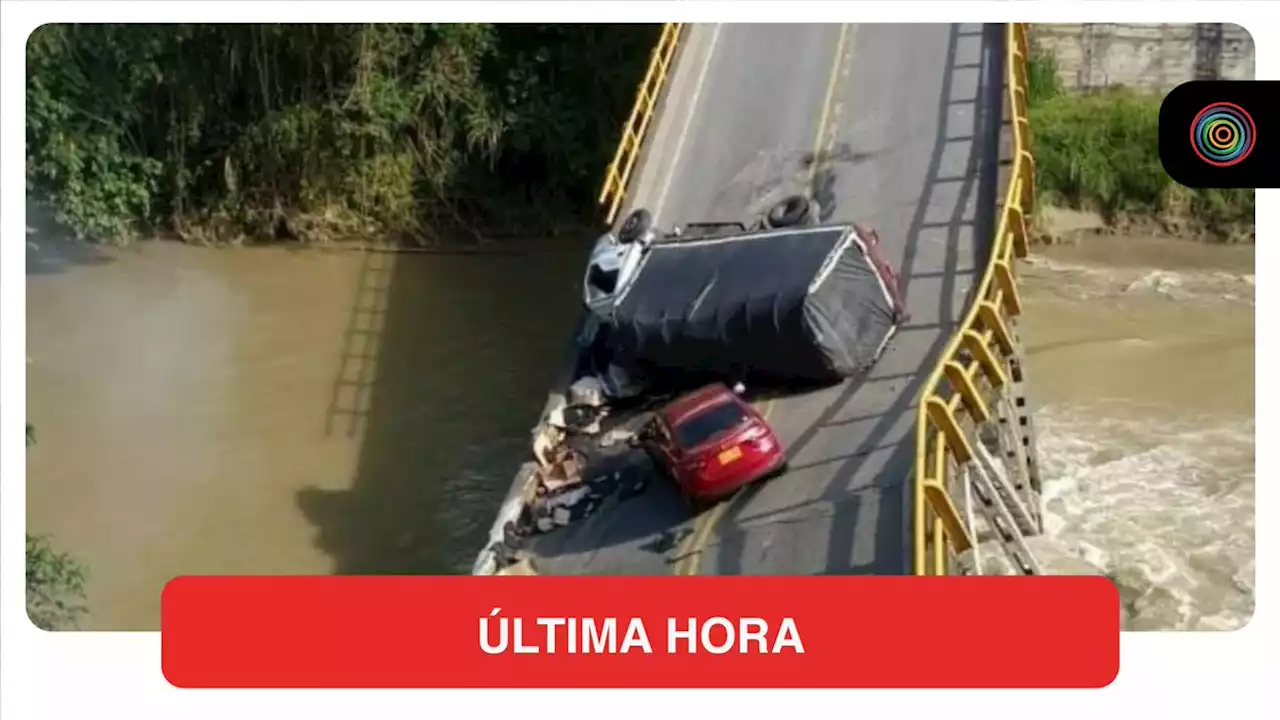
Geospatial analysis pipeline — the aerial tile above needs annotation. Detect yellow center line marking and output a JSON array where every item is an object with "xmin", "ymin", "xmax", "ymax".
[
  {"xmin": 807, "ymin": 23, "xmax": 854, "ymax": 185},
  {"xmin": 674, "ymin": 24, "xmax": 855, "ymax": 576}
]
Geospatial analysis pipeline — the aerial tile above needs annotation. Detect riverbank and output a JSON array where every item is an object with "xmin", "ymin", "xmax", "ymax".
[
  {"xmin": 1032, "ymin": 203, "xmax": 1256, "ymax": 247},
  {"xmin": 1026, "ymin": 47, "xmax": 1254, "ymax": 244}
]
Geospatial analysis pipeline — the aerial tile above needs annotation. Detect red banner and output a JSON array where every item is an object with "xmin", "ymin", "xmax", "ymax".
[{"xmin": 161, "ymin": 575, "xmax": 1119, "ymax": 689}]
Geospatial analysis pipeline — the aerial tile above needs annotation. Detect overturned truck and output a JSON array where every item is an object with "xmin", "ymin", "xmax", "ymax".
[
  {"xmin": 472, "ymin": 198, "xmax": 912, "ymax": 574},
  {"xmin": 594, "ymin": 200, "xmax": 909, "ymax": 387}
]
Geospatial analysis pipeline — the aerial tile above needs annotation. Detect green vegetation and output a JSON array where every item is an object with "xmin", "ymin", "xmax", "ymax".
[
  {"xmin": 26, "ymin": 24, "xmax": 660, "ymax": 245},
  {"xmin": 27, "ymin": 534, "xmax": 88, "ymax": 630},
  {"xmin": 26, "ymin": 425, "xmax": 89, "ymax": 631},
  {"xmin": 1026, "ymin": 49, "xmax": 1253, "ymax": 240}
]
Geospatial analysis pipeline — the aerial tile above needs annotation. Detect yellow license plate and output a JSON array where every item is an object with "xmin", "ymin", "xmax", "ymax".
[{"xmin": 717, "ymin": 446, "xmax": 743, "ymax": 465}]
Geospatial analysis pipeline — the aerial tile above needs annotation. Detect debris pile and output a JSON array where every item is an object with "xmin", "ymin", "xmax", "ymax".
[
  {"xmin": 477, "ymin": 201, "xmax": 913, "ymax": 575},
  {"xmin": 485, "ymin": 375, "xmax": 656, "ymax": 572}
]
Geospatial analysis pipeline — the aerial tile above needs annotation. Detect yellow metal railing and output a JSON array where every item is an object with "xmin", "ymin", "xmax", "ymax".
[
  {"xmin": 598, "ymin": 23, "xmax": 684, "ymax": 225},
  {"xmin": 911, "ymin": 23, "xmax": 1036, "ymax": 575}
]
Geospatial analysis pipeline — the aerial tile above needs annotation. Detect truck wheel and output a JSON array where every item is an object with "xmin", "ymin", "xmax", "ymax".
[
  {"xmin": 766, "ymin": 195, "xmax": 812, "ymax": 228},
  {"xmin": 618, "ymin": 208, "xmax": 653, "ymax": 244}
]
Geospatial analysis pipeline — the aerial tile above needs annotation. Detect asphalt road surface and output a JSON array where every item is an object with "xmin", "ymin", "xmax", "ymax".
[{"xmin": 528, "ymin": 23, "xmax": 1006, "ymax": 576}]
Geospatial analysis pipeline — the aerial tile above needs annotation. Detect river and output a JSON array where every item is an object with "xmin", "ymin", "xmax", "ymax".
[
  {"xmin": 26, "ymin": 235, "xmax": 585, "ymax": 630},
  {"xmin": 25, "ymin": 230, "xmax": 1253, "ymax": 631},
  {"xmin": 1018, "ymin": 235, "xmax": 1255, "ymax": 631}
]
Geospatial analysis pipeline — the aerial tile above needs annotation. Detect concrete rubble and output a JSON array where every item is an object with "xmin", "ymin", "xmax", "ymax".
[
  {"xmin": 483, "ymin": 373, "xmax": 659, "ymax": 572},
  {"xmin": 568, "ymin": 376, "xmax": 608, "ymax": 408},
  {"xmin": 535, "ymin": 444, "xmax": 588, "ymax": 493},
  {"xmin": 483, "ymin": 318, "xmax": 758, "ymax": 573},
  {"xmin": 497, "ymin": 557, "xmax": 539, "ymax": 576}
]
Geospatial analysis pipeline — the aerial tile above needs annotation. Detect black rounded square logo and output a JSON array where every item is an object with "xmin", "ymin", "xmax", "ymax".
[{"xmin": 1160, "ymin": 80, "xmax": 1277, "ymax": 189}]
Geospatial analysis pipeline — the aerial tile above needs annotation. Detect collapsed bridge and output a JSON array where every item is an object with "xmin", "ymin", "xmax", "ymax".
[{"xmin": 476, "ymin": 22, "xmax": 1044, "ymax": 579}]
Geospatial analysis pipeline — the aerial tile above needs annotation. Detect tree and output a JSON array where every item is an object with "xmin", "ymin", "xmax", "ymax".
[{"xmin": 25, "ymin": 23, "xmax": 660, "ymax": 245}]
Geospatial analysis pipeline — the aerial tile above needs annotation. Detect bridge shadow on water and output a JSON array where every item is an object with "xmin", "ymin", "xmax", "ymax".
[{"xmin": 294, "ymin": 240, "xmax": 586, "ymax": 575}]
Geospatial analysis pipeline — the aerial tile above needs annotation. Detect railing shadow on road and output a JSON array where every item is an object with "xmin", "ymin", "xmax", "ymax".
[
  {"xmin": 707, "ymin": 465, "xmax": 917, "ymax": 576},
  {"xmin": 703, "ymin": 22, "xmax": 1009, "ymax": 577},
  {"xmin": 523, "ymin": 375, "xmax": 849, "ymax": 570},
  {"xmin": 524, "ymin": 23, "xmax": 1009, "ymax": 575},
  {"xmin": 910, "ymin": 22, "xmax": 1034, "ymax": 576}
]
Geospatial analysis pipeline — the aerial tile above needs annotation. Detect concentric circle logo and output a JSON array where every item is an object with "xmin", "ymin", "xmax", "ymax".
[{"xmin": 1189, "ymin": 102, "xmax": 1256, "ymax": 167}]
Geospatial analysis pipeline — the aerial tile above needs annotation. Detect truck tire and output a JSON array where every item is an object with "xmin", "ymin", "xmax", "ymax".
[
  {"xmin": 618, "ymin": 208, "xmax": 653, "ymax": 244},
  {"xmin": 766, "ymin": 195, "xmax": 813, "ymax": 228}
]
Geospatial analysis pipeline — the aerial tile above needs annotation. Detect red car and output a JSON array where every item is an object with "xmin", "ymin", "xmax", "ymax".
[{"xmin": 639, "ymin": 383, "xmax": 787, "ymax": 511}]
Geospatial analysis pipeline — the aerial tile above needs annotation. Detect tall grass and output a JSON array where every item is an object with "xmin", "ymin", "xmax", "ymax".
[
  {"xmin": 1032, "ymin": 89, "xmax": 1169, "ymax": 216},
  {"xmin": 1026, "ymin": 49, "xmax": 1061, "ymax": 107},
  {"xmin": 1027, "ymin": 48, "xmax": 1253, "ymax": 240}
]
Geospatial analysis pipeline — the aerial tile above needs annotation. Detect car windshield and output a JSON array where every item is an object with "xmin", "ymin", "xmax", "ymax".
[
  {"xmin": 587, "ymin": 264, "xmax": 619, "ymax": 297},
  {"xmin": 673, "ymin": 400, "xmax": 749, "ymax": 449}
]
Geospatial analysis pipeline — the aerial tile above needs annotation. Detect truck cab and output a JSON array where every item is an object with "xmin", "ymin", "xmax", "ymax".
[
  {"xmin": 582, "ymin": 197, "xmax": 820, "ymax": 320},
  {"xmin": 583, "ymin": 209, "xmax": 657, "ymax": 320}
]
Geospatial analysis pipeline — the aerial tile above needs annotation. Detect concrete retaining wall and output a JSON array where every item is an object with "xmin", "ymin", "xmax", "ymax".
[{"xmin": 1033, "ymin": 23, "xmax": 1255, "ymax": 94}]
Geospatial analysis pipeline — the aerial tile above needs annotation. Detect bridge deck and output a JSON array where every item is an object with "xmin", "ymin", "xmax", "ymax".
[{"xmin": 524, "ymin": 23, "xmax": 1008, "ymax": 577}]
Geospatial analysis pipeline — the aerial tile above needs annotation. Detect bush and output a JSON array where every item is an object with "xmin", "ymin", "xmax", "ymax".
[
  {"xmin": 25, "ymin": 426, "xmax": 89, "ymax": 631},
  {"xmin": 26, "ymin": 24, "xmax": 660, "ymax": 245},
  {"xmin": 27, "ymin": 534, "xmax": 88, "ymax": 631},
  {"xmin": 1026, "ymin": 48, "xmax": 1254, "ymax": 239}
]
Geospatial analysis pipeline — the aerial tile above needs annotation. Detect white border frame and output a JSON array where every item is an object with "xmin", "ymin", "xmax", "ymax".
[{"xmin": 2, "ymin": 2, "xmax": 1272, "ymax": 716}]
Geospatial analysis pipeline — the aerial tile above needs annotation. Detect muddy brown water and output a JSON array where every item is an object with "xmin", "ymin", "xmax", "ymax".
[
  {"xmin": 26, "ymin": 237, "xmax": 584, "ymax": 630},
  {"xmin": 1017, "ymin": 236, "xmax": 1254, "ymax": 630},
  {"xmin": 26, "ymin": 232, "xmax": 1253, "ymax": 631}
]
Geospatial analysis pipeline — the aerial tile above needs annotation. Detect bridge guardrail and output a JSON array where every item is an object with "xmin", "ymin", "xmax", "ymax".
[
  {"xmin": 911, "ymin": 22, "xmax": 1035, "ymax": 575},
  {"xmin": 598, "ymin": 23, "xmax": 684, "ymax": 225},
  {"xmin": 595, "ymin": 21, "xmax": 1034, "ymax": 577}
]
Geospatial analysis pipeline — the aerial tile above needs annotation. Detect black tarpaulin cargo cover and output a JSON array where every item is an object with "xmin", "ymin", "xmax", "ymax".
[{"xmin": 607, "ymin": 224, "xmax": 898, "ymax": 384}]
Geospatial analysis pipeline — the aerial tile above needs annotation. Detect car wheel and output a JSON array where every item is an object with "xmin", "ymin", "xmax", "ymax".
[
  {"xmin": 618, "ymin": 208, "xmax": 653, "ymax": 244},
  {"xmin": 684, "ymin": 492, "xmax": 708, "ymax": 515}
]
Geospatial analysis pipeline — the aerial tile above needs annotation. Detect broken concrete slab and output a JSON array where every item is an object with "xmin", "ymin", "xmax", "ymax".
[
  {"xmin": 536, "ymin": 447, "xmax": 588, "ymax": 492},
  {"xmin": 532, "ymin": 422, "xmax": 566, "ymax": 468},
  {"xmin": 497, "ymin": 557, "xmax": 539, "ymax": 576},
  {"xmin": 569, "ymin": 376, "xmax": 607, "ymax": 407}
]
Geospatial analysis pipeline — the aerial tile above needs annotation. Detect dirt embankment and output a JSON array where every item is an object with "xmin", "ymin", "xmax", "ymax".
[{"xmin": 1032, "ymin": 204, "xmax": 1255, "ymax": 247}]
